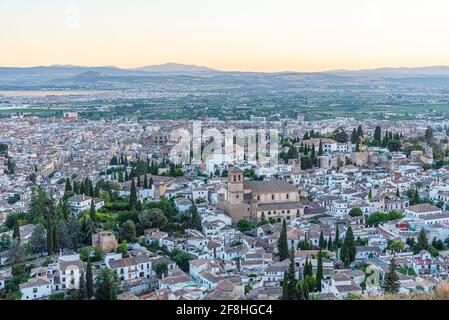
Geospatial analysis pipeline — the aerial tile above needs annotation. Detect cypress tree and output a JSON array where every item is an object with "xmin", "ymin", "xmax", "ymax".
[
  {"xmin": 13, "ymin": 217, "xmax": 20, "ymax": 242},
  {"xmin": 286, "ymin": 248, "xmax": 298, "ymax": 300},
  {"xmin": 79, "ymin": 182, "xmax": 85, "ymax": 196},
  {"xmin": 308, "ymin": 260, "xmax": 313, "ymax": 277},
  {"xmin": 357, "ymin": 125, "xmax": 363, "ymax": 138},
  {"xmin": 319, "ymin": 230, "xmax": 325, "ymax": 249},
  {"xmin": 318, "ymin": 140, "xmax": 324, "ymax": 156},
  {"xmin": 282, "ymin": 272, "xmax": 289, "ymax": 300},
  {"xmin": 327, "ymin": 235, "xmax": 333, "ymax": 251},
  {"xmin": 374, "ymin": 126, "xmax": 382, "ymax": 142},
  {"xmin": 341, "ymin": 226, "xmax": 356, "ymax": 267},
  {"xmin": 278, "ymin": 220, "xmax": 289, "ymax": 261},
  {"xmin": 303, "ymin": 277, "xmax": 310, "ymax": 300},
  {"xmin": 129, "ymin": 179, "xmax": 137, "ymax": 209},
  {"xmin": 78, "ymin": 271, "xmax": 87, "ymax": 300},
  {"xmin": 94, "ymin": 182, "xmax": 100, "ymax": 198},
  {"xmin": 53, "ymin": 225, "xmax": 59, "ymax": 253},
  {"xmin": 303, "ymin": 258, "xmax": 309, "ymax": 279},
  {"xmin": 65, "ymin": 179, "xmax": 72, "ymax": 193},
  {"xmin": 73, "ymin": 181, "xmax": 79, "ymax": 194},
  {"xmin": 334, "ymin": 224, "xmax": 340, "ymax": 250},
  {"xmin": 316, "ymin": 251, "xmax": 323, "ymax": 292},
  {"xmin": 149, "ymin": 177, "xmax": 154, "ymax": 189},
  {"xmin": 86, "ymin": 260, "xmax": 94, "ymax": 299},
  {"xmin": 143, "ymin": 174, "xmax": 148, "ymax": 189},
  {"xmin": 417, "ymin": 228, "xmax": 428, "ymax": 252},
  {"xmin": 383, "ymin": 257, "xmax": 400, "ymax": 294},
  {"xmin": 137, "ymin": 175, "xmax": 141, "ymax": 187},
  {"xmin": 351, "ymin": 128, "xmax": 358, "ymax": 144},
  {"xmin": 47, "ymin": 224, "xmax": 54, "ymax": 255},
  {"xmin": 90, "ymin": 198, "xmax": 96, "ymax": 221}
]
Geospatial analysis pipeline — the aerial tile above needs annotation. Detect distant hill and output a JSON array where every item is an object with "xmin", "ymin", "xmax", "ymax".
[
  {"xmin": 326, "ymin": 66, "xmax": 449, "ymax": 77},
  {"xmin": 1, "ymin": 63, "xmax": 449, "ymax": 90},
  {"xmin": 133, "ymin": 63, "xmax": 220, "ymax": 74}
]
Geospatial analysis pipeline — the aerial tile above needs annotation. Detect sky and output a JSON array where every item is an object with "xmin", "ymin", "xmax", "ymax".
[{"xmin": 1, "ymin": 0, "xmax": 449, "ymax": 72}]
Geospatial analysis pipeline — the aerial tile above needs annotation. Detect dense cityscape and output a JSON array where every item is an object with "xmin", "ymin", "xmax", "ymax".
[
  {"xmin": 1, "ymin": 93, "xmax": 449, "ymax": 300},
  {"xmin": 2, "ymin": 0, "xmax": 449, "ymax": 308}
]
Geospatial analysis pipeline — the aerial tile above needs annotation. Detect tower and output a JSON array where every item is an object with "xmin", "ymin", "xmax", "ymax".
[{"xmin": 227, "ymin": 166, "xmax": 244, "ymax": 205}]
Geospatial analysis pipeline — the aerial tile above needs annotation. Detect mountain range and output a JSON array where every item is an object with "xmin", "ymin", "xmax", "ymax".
[{"xmin": 1, "ymin": 63, "xmax": 449, "ymax": 89}]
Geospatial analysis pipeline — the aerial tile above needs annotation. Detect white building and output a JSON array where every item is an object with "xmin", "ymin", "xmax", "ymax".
[{"xmin": 20, "ymin": 277, "xmax": 52, "ymax": 300}]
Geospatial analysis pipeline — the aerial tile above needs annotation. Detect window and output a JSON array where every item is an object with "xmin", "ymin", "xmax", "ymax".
[
  {"xmin": 286, "ymin": 194, "xmax": 289, "ymax": 200},
  {"xmin": 33, "ymin": 288, "xmax": 38, "ymax": 293},
  {"xmin": 257, "ymin": 195, "xmax": 260, "ymax": 201},
  {"xmin": 272, "ymin": 195, "xmax": 275, "ymax": 200}
]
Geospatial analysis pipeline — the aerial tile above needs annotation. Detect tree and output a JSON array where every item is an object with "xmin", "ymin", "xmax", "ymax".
[
  {"xmin": 29, "ymin": 224, "xmax": 47, "ymax": 254},
  {"xmin": 327, "ymin": 235, "xmax": 333, "ymax": 251},
  {"xmin": 349, "ymin": 207, "xmax": 363, "ymax": 217},
  {"xmin": 417, "ymin": 228, "xmax": 428, "ymax": 252},
  {"xmin": 143, "ymin": 174, "xmax": 148, "ymax": 189},
  {"xmin": 383, "ymin": 257, "xmax": 400, "ymax": 294},
  {"xmin": 425, "ymin": 127, "xmax": 434, "ymax": 143},
  {"xmin": 278, "ymin": 220, "xmax": 289, "ymax": 261},
  {"xmin": 138, "ymin": 208, "xmax": 168, "ymax": 230},
  {"xmin": 119, "ymin": 220, "xmax": 136, "ymax": 242},
  {"xmin": 78, "ymin": 271, "xmax": 87, "ymax": 300},
  {"xmin": 7, "ymin": 239, "xmax": 25, "ymax": 265},
  {"xmin": 46, "ymin": 224, "xmax": 54, "ymax": 255},
  {"xmin": 155, "ymin": 263, "xmax": 168, "ymax": 279},
  {"xmin": 129, "ymin": 179, "xmax": 138, "ymax": 210},
  {"xmin": 389, "ymin": 240, "xmax": 404, "ymax": 253},
  {"xmin": 351, "ymin": 128, "xmax": 359, "ymax": 144},
  {"xmin": 86, "ymin": 260, "xmax": 94, "ymax": 299},
  {"xmin": 81, "ymin": 217, "xmax": 96, "ymax": 245},
  {"xmin": 67, "ymin": 216, "xmax": 82, "ymax": 251},
  {"xmin": 396, "ymin": 188, "xmax": 400, "ymax": 197},
  {"xmin": 170, "ymin": 249, "xmax": 193, "ymax": 272},
  {"xmin": 13, "ymin": 218, "xmax": 20, "ymax": 242},
  {"xmin": 318, "ymin": 140, "xmax": 324, "ymax": 156},
  {"xmin": 94, "ymin": 268, "xmax": 119, "ymax": 300},
  {"xmin": 0, "ymin": 234, "xmax": 11, "ymax": 252},
  {"xmin": 357, "ymin": 125, "xmax": 363, "ymax": 138},
  {"xmin": 374, "ymin": 126, "xmax": 382, "ymax": 142},
  {"xmin": 236, "ymin": 219, "xmax": 253, "ymax": 233},
  {"xmin": 303, "ymin": 132, "xmax": 310, "ymax": 140},
  {"xmin": 282, "ymin": 248, "xmax": 298, "ymax": 300},
  {"xmin": 316, "ymin": 251, "xmax": 323, "ymax": 292},
  {"xmin": 89, "ymin": 199, "xmax": 96, "ymax": 221},
  {"xmin": 65, "ymin": 179, "xmax": 72, "ymax": 193},
  {"xmin": 334, "ymin": 224, "xmax": 340, "ymax": 250},
  {"xmin": 189, "ymin": 204, "xmax": 202, "ymax": 230},
  {"xmin": 318, "ymin": 230, "xmax": 325, "ymax": 249},
  {"xmin": 340, "ymin": 226, "xmax": 356, "ymax": 267},
  {"xmin": 331, "ymin": 128, "xmax": 349, "ymax": 143},
  {"xmin": 310, "ymin": 144, "xmax": 316, "ymax": 160}
]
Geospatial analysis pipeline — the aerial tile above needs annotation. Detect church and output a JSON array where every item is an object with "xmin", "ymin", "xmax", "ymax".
[{"xmin": 218, "ymin": 167, "xmax": 304, "ymax": 224}]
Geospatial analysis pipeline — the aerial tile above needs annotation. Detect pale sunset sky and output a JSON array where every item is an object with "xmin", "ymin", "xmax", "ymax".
[{"xmin": 1, "ymin": 0, "xmax": 449, "ymax": 72}]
